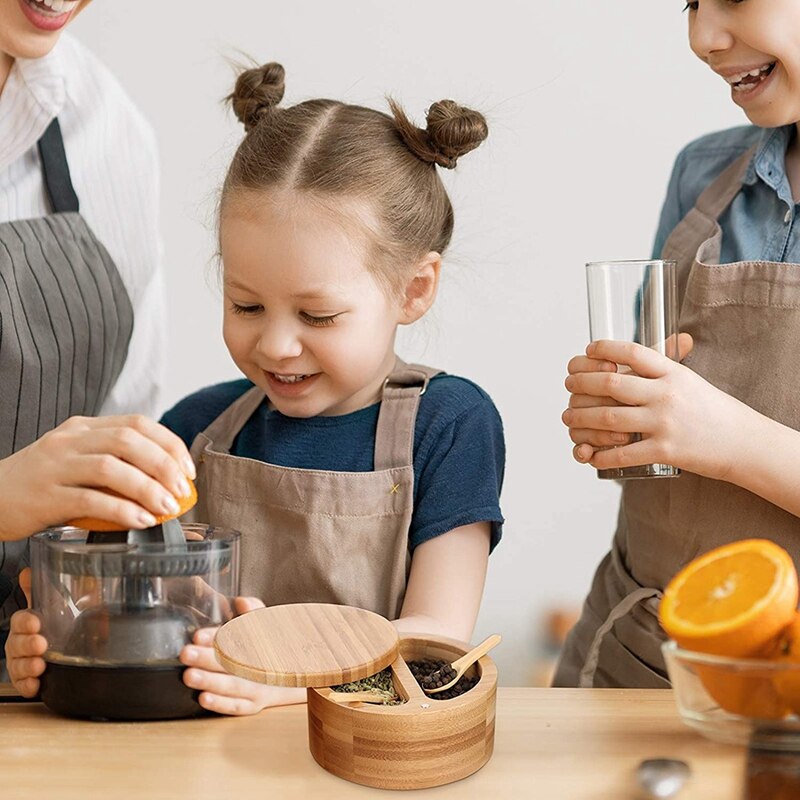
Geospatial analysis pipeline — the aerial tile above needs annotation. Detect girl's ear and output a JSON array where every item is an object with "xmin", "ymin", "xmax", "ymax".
[{"xmin": 399, "ymin": 252, "xmax": 441, "ymax": 324}]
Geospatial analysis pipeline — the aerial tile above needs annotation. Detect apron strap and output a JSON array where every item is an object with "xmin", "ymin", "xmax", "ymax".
[
  {"xmin": 578, "ymin": 586, "xmax": 662, "ymax": 688},
  {"xmin": 374, "ymin": 360, "xmax": 442, "ymax": 470},
  {"xmin": 198, "ymin": 385, "xmax": 267, "ymax": 454},
  {"xmin": 36, "ymin": 118, "xmax": 79, "ymax": 214},
  {"xmin": 694, "ymin": 145, "xmax": 755, "ymax": 221},
  {"xmin": 194, "ymin": 358, "xmax": 442, "ymax": 466}
]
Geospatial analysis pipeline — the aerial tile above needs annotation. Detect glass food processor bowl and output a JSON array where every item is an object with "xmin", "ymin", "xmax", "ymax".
[{"xmin": 31, "ymin": 523, "xmax": 240, "ymax": 721}]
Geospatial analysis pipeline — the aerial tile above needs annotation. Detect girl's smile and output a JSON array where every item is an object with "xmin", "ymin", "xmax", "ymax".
[
  {"xmin": 220, "ymin": 191, "xmax": 403, "ymax": 418},
  {"xmin": 264, "ymin": 371, "xmax": 321, "ymax": 399}
]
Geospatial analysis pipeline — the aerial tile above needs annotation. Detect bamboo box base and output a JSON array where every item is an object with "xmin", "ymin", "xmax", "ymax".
[{"xmin": 307, "ymin": 633, "xmax": 497, "ymax": 790}]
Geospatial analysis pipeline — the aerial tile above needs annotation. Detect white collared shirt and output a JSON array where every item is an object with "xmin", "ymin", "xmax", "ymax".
[{"xmin": 0, "ymin": 33, "xmax": 164, "ymax": 419}]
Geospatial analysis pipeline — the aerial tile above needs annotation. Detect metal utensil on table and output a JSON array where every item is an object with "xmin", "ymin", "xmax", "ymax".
[
  {"xmin": 421, "ymin": 634, "xmax": 501, "ymax": 695},
  {"xmin": 636, "ymin": 759, "xmax": 691, "ymax": 799}
]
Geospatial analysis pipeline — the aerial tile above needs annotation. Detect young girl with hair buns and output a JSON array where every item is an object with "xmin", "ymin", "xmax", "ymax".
[{"xmin": 7, "ymin": 61, "xmax": 505, "ymax": 716}]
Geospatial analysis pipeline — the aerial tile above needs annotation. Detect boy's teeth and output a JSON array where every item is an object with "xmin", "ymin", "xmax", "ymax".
[
  {"xmin": 273, "ymin": 374, "xmax": 308, "ymax": 384},
  {"xmin": 727, "ymin": 63, "xmax": 774, "ymax": 86}
]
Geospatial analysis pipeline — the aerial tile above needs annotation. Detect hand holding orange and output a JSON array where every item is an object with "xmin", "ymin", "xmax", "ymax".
[{"xmin": 66, "ymin": 478, "xmax": 197, "ymax": 531}]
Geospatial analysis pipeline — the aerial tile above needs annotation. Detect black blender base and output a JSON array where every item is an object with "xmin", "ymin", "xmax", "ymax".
[{"xmin": 40, "ymin": 661, "xmax": 208, "ymax": 721}]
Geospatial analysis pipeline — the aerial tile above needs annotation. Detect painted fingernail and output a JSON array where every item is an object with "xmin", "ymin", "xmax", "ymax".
[
  {"xmin": 137, "ymin": 511, "xmax": 157, "ymax": 528},
  {"xmin": 162, "ymin": 495, "xmax": 180, "ymax": 515},
  {"xmin": 183, "ymin": 457, "xmax": 197, "ymax": 480}
]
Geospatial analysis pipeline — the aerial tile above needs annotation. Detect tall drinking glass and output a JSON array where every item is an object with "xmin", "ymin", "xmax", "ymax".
[{"xmin": 585, "ymin": 259, "xmax": 680, "ymax": 480}]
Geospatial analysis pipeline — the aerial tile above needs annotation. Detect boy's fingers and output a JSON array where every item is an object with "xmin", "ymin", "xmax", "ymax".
[
  {"xmin": 567, "ymin": 355, "xmax": 618, "ymax": 375},
  {"xmin": 569, "ymin": 428, "xmax": 633, "ymax": 447}
]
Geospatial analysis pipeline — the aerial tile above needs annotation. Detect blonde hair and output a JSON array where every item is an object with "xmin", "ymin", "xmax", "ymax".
[{"xmin": 221, "ymin": 62, "xmax": 488, "ymax": 292}]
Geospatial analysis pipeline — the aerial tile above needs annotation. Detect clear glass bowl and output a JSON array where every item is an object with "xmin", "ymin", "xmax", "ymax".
[{"xmin": 663, "ymin": 640, "xmax": 800, "ymax": 751}]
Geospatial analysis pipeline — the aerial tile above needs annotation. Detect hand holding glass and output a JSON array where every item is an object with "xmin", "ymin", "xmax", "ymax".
[{"xmin": 585, "ymin": 259, "xmax": 680, "ymax": 480}]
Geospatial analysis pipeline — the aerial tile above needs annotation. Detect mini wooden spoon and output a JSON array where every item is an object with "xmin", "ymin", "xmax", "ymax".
[
  {"xmin": 421, "ymin": 634, "xmax": 502, "ymax": 694},
  {"xmin": 327, "ymin": 689, "xmax": 398, "ymax": 704}
]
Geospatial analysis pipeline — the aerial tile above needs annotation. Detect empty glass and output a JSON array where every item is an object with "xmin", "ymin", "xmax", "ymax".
[{"xmin": 585, "ymin": 259, "xmax": 680, "ymax": 480}]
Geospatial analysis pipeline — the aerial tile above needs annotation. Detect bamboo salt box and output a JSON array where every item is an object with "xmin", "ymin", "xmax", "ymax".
[{"xmin": 214, "ymin": 603, "xmax": 498, "ymax": 790}]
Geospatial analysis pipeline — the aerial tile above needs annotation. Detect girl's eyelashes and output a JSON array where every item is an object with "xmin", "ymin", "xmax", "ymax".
[
  {"xmin": 300, "ymin": 312, "xmax": 341, "ymax": 327},
  {"xmin": 229, "ymin": 302, "xmax": 263, "ymax": 315}
]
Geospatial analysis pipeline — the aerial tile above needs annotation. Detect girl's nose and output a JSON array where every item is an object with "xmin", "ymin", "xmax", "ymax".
[
  {"xmin": 256, "ymin": 321, "xmax": 303, "ymax": 361},
  {"xmin": 689, "ymin": 4, "xmax": 735, "ymax": 62}
]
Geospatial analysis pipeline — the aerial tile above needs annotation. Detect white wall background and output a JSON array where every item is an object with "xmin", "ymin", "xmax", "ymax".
[{"xmin": 71, "ymin": 1, "xmax": 744, "ymax": 684}]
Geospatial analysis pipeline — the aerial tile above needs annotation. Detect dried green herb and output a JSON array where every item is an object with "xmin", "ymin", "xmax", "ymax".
[{"xmin": 331, "ymin": 668, "xmax": 403, "ymax": 705}]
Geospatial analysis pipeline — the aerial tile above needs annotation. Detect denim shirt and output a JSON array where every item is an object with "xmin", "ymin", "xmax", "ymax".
[{"xmin": 652, "ymin": 124, "xmax": 800, "ymax": 264}]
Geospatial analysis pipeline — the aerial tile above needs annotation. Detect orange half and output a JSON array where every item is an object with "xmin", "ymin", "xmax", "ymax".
[
  {"xmin": 659, "ymin": 539, "xmax": 799, "ymax": 658},
  {"xmin": 67, "ymin": 479, "xmax": 197, "ymax": 532}
]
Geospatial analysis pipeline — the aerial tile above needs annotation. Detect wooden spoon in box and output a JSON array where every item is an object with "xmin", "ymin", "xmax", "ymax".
[{"xmin": 420, "ymin": 634, "xmax": 502, "ymax": 694}]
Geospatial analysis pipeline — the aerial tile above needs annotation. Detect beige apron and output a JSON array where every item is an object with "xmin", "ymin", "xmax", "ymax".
[
  {"xmin": 184, "ymin": 360, "xmax": 440, "ymax": 620},
  {"xmin": 554, "ymin": 146, "xmax": 800, "ymax": 688}
]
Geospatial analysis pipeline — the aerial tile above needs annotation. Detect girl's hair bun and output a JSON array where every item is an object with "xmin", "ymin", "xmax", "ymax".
[
  {"xmin": 390, "ymin": 98, "xmax": 488, "ymax": 169},
  {"xmin": 229, "ymin": 62, "xmax": 286, "ymax": 132}
]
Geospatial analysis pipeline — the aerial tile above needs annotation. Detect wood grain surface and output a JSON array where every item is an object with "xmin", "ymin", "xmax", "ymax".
[
  {"xmin": 0, "ymin": 687, "xmax": 745, "ymax": 799},
  {"xmin": 213, "ymin": 603, "xmax": 399, "ymax": 687},
  {"xmin": 309, "ymin": 634, "xmax": 498, "ymax": 789}
]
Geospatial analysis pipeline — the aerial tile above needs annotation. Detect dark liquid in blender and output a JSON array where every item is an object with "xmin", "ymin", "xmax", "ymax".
[{"xmin": 40, "ymin": 659, "xmax": 205, "ymax": 721}]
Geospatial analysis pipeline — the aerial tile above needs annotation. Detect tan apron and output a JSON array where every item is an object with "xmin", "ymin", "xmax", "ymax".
[
  {"xmin": 554, "ymin": 146, "xmax": 800, "ymax": 688},
  {"xmin": 184, "ymin": 360, "xmax": 440, "ymax": 620}
]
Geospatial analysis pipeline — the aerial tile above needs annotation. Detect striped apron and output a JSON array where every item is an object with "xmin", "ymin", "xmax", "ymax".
[{"xmin": 0, "ymin": 118, "xmax": 134, "ymax": 651}]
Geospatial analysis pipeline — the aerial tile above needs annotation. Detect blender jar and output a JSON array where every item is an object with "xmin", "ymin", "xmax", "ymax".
[{"xmin": 31, "ymin": 523, "xmax": 240, "ymax": 720}]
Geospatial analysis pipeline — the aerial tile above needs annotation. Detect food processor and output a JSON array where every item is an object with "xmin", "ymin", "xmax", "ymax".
[{"xmin": 31, "ymin": 520, "xmax": 240, "ymax": 720}]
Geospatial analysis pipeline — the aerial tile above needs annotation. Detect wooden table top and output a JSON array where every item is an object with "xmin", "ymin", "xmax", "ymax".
[{"xmin": 0, "ymin": 687, "xmax": 746, "ymax": 799}]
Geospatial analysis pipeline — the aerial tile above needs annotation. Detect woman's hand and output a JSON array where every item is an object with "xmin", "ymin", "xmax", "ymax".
[
  {"xmin": 0, "ymin": 415, "xmax": 196, "ymax": 540},
  {"xmin": 561, "ymin": 336, "xmax": 751, "ymax": 480},
  {"xmin": 5, "ymin": 570, "xmax": 47, "ymax": 698},
  {"xmin": 180, "ymin": 597, "xmax": 306, "ymax": 716}
]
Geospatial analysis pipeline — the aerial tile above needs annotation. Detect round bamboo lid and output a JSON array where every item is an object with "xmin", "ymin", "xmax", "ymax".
[{"xmin": 213, "ymin": 603, "xmax": 400, "ymax": 687}]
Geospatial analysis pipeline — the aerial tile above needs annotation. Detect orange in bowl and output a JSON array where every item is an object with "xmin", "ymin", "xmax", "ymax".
[
  {"xmin": 659, "ymin": 539, "xmax": 798, "ymax": 657},
  {"xmin": 660, "ymin": 539, "xmax": 798, "ymax": 719},
  {"xmin": 773, "ymin": 612, "xmax": 800, "ymax": 714},
  {"xmin": 67, "ymin": 479, "xmax": 197, "ymax": 531}
]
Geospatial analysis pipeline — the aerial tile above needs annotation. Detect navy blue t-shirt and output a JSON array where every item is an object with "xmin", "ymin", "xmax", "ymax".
[{"xmin": 160, "ymin": 374, "xmax": 505, "ymax": 552}]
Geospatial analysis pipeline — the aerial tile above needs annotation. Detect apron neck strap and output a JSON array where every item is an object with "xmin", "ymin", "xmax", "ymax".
[
  {"xmin": 200, "ymin": 385, "xmax": 266, "ymax": 453},
  {"xmin": 693, "ymin": 144, "xmax": 756, "ymax": 221},
  {"xmin": 373, "ymin": 359, "xmax": 441, "ymax": 470},
  {"xmin": 37, "ymin": 117, "xmax": 79, "ymax": 214},
  {"xmin": 196, "ymin": 358, "xmax": 442, "ymax": 466}
]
